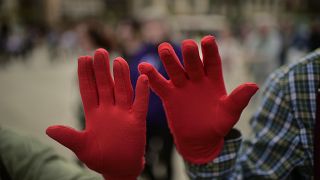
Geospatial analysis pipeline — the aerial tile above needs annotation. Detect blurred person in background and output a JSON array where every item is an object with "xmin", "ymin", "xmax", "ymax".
[
  {"xmin": 0, "ymin": 17, "xmax": 9, "ymax": 67},
  {"xmin": 47, "ymin": 26, "xmax": 61, "ymax": 62},
  {"xmin": 6, "ymin": 25, "xmax": 26, "ymax": 58},
  {"xmin": 115, "ymin": 19, "xmax": 142, "ymax": 61},
  {"xmin": 58, "ymin": 21, "xmax": 79, "ymax": 59},
  {"xmin": 128, "ymin": 8, "xmax": 180, "ymax": 180},
  {"xmin": 279, "ymin": 18, "xmax": 294, "ymax": 66},
  {"xmin": 244, "ymin": 14, "xmax": 282, "ymax": 86},
  {"xmin": 286, "ymin": 22, "xmax": 310, "ymax": 64},
  {"xmin": 4, "ymin": 24, "xmax": 38, "ymax": 62},
  {"xmin": 76, "ymin": 19, "xmax": 116, "ymax": 55}
]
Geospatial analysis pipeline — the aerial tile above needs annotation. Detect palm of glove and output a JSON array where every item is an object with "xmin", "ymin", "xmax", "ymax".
[
  {"xmin": 164, "ymin": 79, "xmax": 226, "ymax": 142},
  {"xmin": 47, "ymin": 49, "xmax": 149, "ymax": 179},
  {"xmin": 139, "ymin": 36, "xmax": 258, "ymax": 164},
  {"xmin": 76, "ymin": 108, "xmax": 145, "ymax": 174}
]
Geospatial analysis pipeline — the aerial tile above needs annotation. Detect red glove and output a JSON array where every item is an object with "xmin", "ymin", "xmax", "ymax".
[
  {"xmin": 46, "ymin": 49, "xmax": 149, "ymax": 179},
  {"xmin": 139, "ymin": 35, "xmax": 258, "ymax": 164}
]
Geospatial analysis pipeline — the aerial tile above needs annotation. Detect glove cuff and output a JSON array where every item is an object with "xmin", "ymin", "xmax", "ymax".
[{"xmin": 183, "ymin": 138, "xmax": 224, "ymax": 165}]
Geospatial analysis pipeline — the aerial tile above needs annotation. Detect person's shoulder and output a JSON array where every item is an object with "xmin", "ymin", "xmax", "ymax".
[
  {"xmin": 266, "ymin": 49, "xmax": 320, "ymax": 87},
  {"xmin": 286, "ymin": 49, "xmax": 320, "ymax": 74}
]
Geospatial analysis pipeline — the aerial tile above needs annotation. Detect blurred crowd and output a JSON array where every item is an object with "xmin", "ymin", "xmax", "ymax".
[
  {"xmin": 0, "ymin": 21, "xmax": 42, "ymax": 63},
  {"xmin": 0, "ymin": 4, "xmax": 320, "ymax": 180},
  {"xmin": 0, "ymin": 13, "xmax": 319, "ymax": 86}
]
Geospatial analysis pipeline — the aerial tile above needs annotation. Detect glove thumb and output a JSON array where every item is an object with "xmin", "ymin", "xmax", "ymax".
[
  {"xmin": 46, "ymin": 125, "xmax": 83, "ymax": 152},
  {"xmin": 225, "ymin": 83, "xmax": 259, "ymax": 115}
]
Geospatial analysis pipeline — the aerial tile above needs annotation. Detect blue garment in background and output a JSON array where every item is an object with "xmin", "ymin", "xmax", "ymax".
[{"xmin": 129, "ymin": 42, "xmax": 182, "ymax": 127}]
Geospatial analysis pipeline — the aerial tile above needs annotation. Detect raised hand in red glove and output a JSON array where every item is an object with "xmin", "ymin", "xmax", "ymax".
[
  {"xmin": 46, "ymin": 49, "xmax": 149, "ymax": 180},
  {"xmin": 139, "ymin": 35, "xmax": 258, "ymax": 164}
]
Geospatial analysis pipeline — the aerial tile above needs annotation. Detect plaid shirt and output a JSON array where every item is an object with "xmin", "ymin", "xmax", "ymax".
[{"xmin": 186, "ymin": 49, "xmax": 320, "ymax": 179}]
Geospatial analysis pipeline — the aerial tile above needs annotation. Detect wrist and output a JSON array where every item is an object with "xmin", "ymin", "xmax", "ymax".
[
  {"xmin": 185, "ymin": 129, "xmax": 241, "ymax": 164},
  {"xmin": 180, "ymin": 138, "xmax": 224, "ymax": 165},
  {"xmin": 225, "ymin": 128, "xmax": 241, "ymax": 140}
]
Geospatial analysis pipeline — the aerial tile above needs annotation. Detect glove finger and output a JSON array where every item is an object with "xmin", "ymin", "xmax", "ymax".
[
  {"xmin": 93, "ymin": 49, "xmax": 115, "ymax": 105},
  {"xmin": 201, "ymin": 35, "xmax": 225, "ymax": 89},
  {"xmin": 78, "ymin": 56, "xmax": 98, "ymax": 110},
  {"xmin": 158, "ymin": 42, "xmax": 187, "ymax": 87},
  {"xmin": 133, "ymin": 75, "xmax": 149, "ymax": 122},
  {"xmin": 113, "ymin": 57, "xmax": 134, "ymax": 109},
  {"xmin": 182, "ymin": 39, "xmax": 204, "ymax": 81},
  {"xmin": 138, "ymin": 62, "xmax": 170, "ymax": 98},
  {"xmin": 46, "ymin": 125, "xmax": 84, "ymax": 152}
]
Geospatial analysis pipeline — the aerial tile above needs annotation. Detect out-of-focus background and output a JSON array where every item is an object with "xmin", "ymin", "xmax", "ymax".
[{"xmin": 0, "ymin": 0, "xmax": 319, "ymax": 179}]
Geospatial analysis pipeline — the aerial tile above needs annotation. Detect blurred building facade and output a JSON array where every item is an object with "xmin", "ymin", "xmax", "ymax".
[{"xmin": 1, "ymin": 0, "xmax": 319, "ymax": 28}]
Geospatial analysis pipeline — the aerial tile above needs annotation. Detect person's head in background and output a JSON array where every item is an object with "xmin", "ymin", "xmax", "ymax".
[
  {"xmin": 136, "ymin": 7, "xmax": 171, "ymax": 44},
  {"xmin": 115, "ymin": 18, "xmax": 142, "ymax": 59},
  {"xmin": 253, "ymin": 13, "xmax": 277, "ymax": 39},
  {"xmin": 76, "ymin": 19, "xmax": 115, "ymax": 53}
]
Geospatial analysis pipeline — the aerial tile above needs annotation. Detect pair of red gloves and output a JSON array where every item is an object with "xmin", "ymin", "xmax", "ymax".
[{"xmin": 46, "ymin": 35, "xmax": 258, "ymax": 179}]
